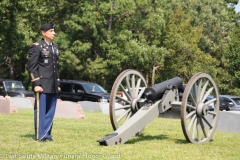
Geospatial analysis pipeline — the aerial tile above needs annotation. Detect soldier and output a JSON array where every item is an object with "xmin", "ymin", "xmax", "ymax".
[{"xmin": 27, "ymin": 23, "xmax": 61, "ymax": 142}]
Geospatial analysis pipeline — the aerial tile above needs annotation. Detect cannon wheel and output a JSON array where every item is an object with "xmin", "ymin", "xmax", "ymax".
[
  {"xmin": 181, "ymin": 72, "xmax": 219, "ymax": 144},
  {"xmin": 109, "ymin": 69, "xmax": 147, "ymax": 130}
]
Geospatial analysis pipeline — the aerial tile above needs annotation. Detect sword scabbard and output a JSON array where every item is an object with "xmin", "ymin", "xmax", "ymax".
[{"xmin": 36, "ymin": 92, "xmax": 40, "ymax": 140}]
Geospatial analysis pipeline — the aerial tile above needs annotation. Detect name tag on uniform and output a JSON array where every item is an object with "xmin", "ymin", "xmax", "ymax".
[{"xmin": 44, "ymin": 59, "xmax": 48, "ymax": 63}]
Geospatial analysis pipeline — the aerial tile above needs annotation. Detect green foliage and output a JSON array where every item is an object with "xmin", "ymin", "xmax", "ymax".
[
  {"xmin": 0, "ymin": 0, "xmax": 240, "ymax": 95},
  {"xmin": 224, "ymin": 22, "xmax": 240, "ymax": 95},
  {"xmin": 161, "ymin": 7, "xmax": 215, "ymax": 83}
]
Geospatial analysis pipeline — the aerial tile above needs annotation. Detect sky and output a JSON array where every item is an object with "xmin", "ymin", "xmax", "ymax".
[{"xmin": 235, "ymin": 0, "xmax": 240, "ymax": 12}]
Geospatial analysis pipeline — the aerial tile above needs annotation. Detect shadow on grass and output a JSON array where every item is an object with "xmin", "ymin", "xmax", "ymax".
[
  {"xmin": 174, "ymin": 139, "xmax": 188, "ymax": 144},
  {"xmin": 21, "ymin": 134, "xmax": 35, "ymax": 140},
  {"xmin": 125, "ymin": 134, "xmax": 169, "ymax": 144},
  {"xmin": 174, "ymin": 138, "xmax": 214, "ymax": 144},
  {"xmin": 98, "ymin": 131, "xmax": 212, "ymax": 145},
  {"xmin": 98, "ymin": 132, "xmax": 169, "ymax": 145}
]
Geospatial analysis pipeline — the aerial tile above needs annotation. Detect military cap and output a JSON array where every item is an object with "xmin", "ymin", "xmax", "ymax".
[{"xmin": 40, "ymin": 23, "xmax": 55, "ymax": 31}]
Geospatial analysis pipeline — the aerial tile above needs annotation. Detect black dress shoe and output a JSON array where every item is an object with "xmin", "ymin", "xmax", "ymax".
[
  {"xmin": 38, "ymin": 138, "xmax": 47, "ymax": 142},
  {"xmin": 46, "ymin": 137, "xmax": 53, "ymax": 141}
]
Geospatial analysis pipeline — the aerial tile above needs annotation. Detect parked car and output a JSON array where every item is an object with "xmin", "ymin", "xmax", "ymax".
[
  {"xmin": 219, "ymin": 95, "xmax": 240, "ymax": 111},
  {"xmin": 0, "ymin": 78, "xmax": 34, "ymax": 97},
  {"xmin": 59, "ymin": 80, "xmax": 110, "ymax": 103}
]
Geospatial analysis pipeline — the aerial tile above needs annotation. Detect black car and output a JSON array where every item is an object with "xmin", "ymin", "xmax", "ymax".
[
  {"xmin": 59, "ymin": 80, "xmax": 110, "ymax": 103},
  {"xmin": 0, "ymin": 78, "xmax": 34, "ymax": 97},
  {"xmin": 219, "ymin": 95, "xmax": 240, "ymax": 111}
]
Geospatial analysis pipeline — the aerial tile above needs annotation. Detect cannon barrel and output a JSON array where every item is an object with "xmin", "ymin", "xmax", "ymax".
[{"xmin": 144, "ymin": 77, "xmax": 182, "ymax": 100}]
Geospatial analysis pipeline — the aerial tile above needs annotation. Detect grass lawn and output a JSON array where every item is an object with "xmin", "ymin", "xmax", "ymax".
[{"xmin": 0, "ymin": 108, "xmax": 240, "ymax": 160}]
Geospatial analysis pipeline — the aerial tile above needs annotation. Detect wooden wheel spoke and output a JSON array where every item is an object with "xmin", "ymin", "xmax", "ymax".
[
  {"xmin": 199, "ymin": 118, "xmax": 207, "ymax": 138},
  {"xmin": 188, "ymin": 114, "xmax": 196, "ymax": 131},
  {"xmin": 126, "ymin": 75, "xmax": 132, "ymax": 97},
  {"xmin": 137, "ymin": 87, "xmax": 146, "ymax": 99},
  {"xmin": 124, "ymin": 111, "xmax": 132, "ymax": 123},
  {"xmin": 120, "ymin": 84, "xmax": 132, "ymax": 100},
  {"xmin": 204, "ymin": 97, "xmax": 216, "ymax": 106},
  {"xmin": 201, "ymin": 87, "xmax": 214, "ymax": 103},
  {"xmin": 197, "ymin": 79, "xmax": 202, "ymax": 101},
  {"xmin": 208, "ymin": 111, "xmax": 217, "ymax": 116},
  {"xmin": 202, "ymin": 116, "xmax": 213, "ymax": 129},
  {"xmin": 199, "ymin": 80, "xmax": 208, "ymax": 102},
  {"xmin": 115, "ymin": 104, "xmax": 130, "ymax": 110},
  {"xmin": 189, "ymin": 93, "xmax": 197, "ymax": 106},
  {"xmin": 186, "ymin": 104, "xmax": 196, "ymax": 110},
  {"xmin": 186, "ymin": 110, "xmax": 195, "ymax": 119},
  {"xmin": 131, "ymin": 75, "xmax": 136, "ymax": 98},
  {"xmin": 192, "ymin": 117, "xmax": 197, "ymax": 139},
  {"xmin": 117, "ymin": 108, "xmax": 131, "ymax": 122},
  {"xmin": 193, "ymin": 83, "xmax": 197, "ymax": 102},
  {"xmin": 119, "ymin": 84, "xmax": 125, "ymax": 92},
  {"xmin": 197, "ymin": 119, "xmax": 201, "ymax": 142},
  {"xmin": 136, "ymin": 77, "xmax": 142, "ymax": 92},
  {"xmin": 116, "ymin": 95, "xmax": 130, "ymax": 103}
]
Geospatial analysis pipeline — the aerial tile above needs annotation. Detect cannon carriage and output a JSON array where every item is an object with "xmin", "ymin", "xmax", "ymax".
[{"xmin": 98, "ymin": 69, "xmax": 219, "ymax": 145}]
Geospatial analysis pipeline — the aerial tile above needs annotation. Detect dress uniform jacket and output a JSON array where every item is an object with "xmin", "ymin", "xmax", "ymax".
[{"xmin": 28, "ymin": 39, "xmax": 60, "ymax": 93}]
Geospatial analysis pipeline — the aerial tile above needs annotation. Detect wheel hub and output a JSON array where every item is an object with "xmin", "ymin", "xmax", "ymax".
[{"xmin": 196, "ymin": 102, "xmax": 208, "ymax": 117}]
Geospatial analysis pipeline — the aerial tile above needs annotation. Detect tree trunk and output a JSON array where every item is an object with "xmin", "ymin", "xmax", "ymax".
[
  {"xmin": 152, "ymin": 65, "xmax": 159, "ymax": 85},
  {"xmin": 10, "ymin": 65, "xmax": 14, "ymax": 79},
  {"xmin": 145, "ymin": 73, "xmax": 149, "ymax": 86},
  {"xmin": 108, "ymin": 1, "xmax": 115, "ymax": 30}
]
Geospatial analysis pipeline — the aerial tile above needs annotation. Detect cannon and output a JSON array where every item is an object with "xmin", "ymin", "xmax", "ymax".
[{"xmin": 97, "ymin": 69, "xmax": 219, "ymax": 145}]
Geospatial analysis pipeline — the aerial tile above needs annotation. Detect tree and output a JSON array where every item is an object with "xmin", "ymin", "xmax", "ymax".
[
  {"xmin": 162, "ymin": 7, "xmax": 216, "ymax": 83},
  {"xmin": 180, "ymin": 0, "xmax": 236, "ymax": 93},
  {"xmin": 61, "ymin": 0, "xmax": 168, "ymax": 88}
]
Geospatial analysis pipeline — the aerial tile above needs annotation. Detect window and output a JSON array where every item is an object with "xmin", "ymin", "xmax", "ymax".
[
  {"xmin": 4, "ymin": 81, "xmax": 24, "ymax": 89},
  {"xmin": 82, "ymin": 83, "xmax": 107, "ymax": 93},
  {"xmin": 222, "ymin": 97, "xmax": 231, "ymax": 103},
  {"xmin": 231, "ymin": 98, "xmax": 240, "ymax": 105},
  {"xmin": 61, "ymin": 84, "xmax": 72, "ymax": 93},
  {"xmin": 72, "ymin": 85, "xmax": 83, "ymax": 93}
]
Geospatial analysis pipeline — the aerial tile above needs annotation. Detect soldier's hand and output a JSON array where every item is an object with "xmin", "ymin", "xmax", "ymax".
[
  {"xmin": 58, "ymin": 87, "xmax": 61, "ymax": 91},
  {"xmin": 34, "ymin": 86, "xmax": 43, "ymax": 92}
]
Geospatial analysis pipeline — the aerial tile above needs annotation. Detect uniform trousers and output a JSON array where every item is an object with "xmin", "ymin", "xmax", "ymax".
[{"xmin": 34, "ymin": 93, "xmax": 58, "ymax": 140}]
